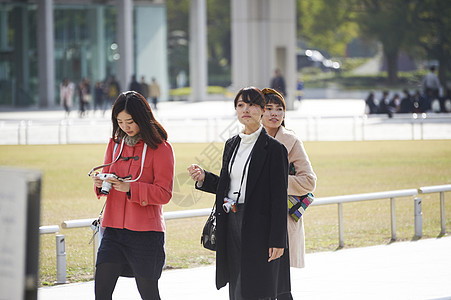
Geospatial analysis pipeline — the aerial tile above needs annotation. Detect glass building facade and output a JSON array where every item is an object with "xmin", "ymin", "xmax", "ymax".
[{"xmin": 0, "ymin": 0, "xmax": 167, "ymax": 107}]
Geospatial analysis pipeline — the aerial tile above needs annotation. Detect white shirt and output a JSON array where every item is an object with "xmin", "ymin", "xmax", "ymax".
[{"xmin": 227, "ymin": 126, "xmax": 262, "ymax": 203}]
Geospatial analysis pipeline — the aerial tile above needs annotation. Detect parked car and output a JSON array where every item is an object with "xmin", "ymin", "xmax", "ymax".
[{"xmin": 297, "ymin": 49, "xmax": 341, "ymax": 72}]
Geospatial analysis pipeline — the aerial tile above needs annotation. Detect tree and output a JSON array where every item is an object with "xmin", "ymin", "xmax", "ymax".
[
  {"xmin": 412, "ymin": 0, "xmax": 451, "ymax": 88},
  {"xmin": 356, "ymin": 0, "xmax": 417, "ymax": 84},
  {"xmin": 297, "ymin": 0, "xmax": 359, "ymax": 57},
  {"xmin": 206, "ymin": 0, "xmax": 231, "ymax": 86},
  {"xmin": 167, "ymin": 0, "xmax": 190, "ymax": 88}
]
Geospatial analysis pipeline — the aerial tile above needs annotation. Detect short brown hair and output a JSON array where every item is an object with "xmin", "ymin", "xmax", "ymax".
[
  {"xmin": 262, "ymin": 88, "xmax": 286, "ymax": 111},
  {"xmin": 262, "ymin": 87, "xmax": 286, "ymax": 127}
]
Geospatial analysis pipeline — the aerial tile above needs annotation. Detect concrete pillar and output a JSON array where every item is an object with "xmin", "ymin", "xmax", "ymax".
[
  {"xmin": 92, "ymin": 7, "xmax": 106, "ymax": 82},
  {"xmin": 230, "ymin": 0, "xmax": 296, "ymax": 109},
  {"xmin": 270, "ymin": 0, "xmax": 296, "ymax": 110},
  {"xmin": 135, "ymin": 5, "xmax": 169, "ymax": 101},
  {"xmin": 189, "ymin": 0, "xmax": 207, "ymax": 101},
  {"xmin": 231, "ymin": 0, "xmax": 251, "ymax": 90},
  {"xmin": 116, "ymin": 0, "xmax": 133, "ymax": 92},
  {"xmin": 0, "ymin": 9, "xmax": 7, "ymax": 80},
  {"xmin": 37, "ymin": 0, "xmax": 55, "ymax": 107}
]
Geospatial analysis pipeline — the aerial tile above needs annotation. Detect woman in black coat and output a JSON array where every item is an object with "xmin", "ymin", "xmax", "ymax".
[{"xmin": 188, "ymin": 87, "xmax": 291, "ymax": 299}]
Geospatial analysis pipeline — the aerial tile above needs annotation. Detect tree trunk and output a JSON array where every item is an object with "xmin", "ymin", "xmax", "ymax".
[{"xmin": 384, "ymin": 50, "xmax": 399, "ymax": 85}]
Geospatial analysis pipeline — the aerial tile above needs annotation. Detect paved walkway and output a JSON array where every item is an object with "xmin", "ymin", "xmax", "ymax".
[{"xmin": 38, "ymin": 236, "xmax": 451, "ymax": 300}]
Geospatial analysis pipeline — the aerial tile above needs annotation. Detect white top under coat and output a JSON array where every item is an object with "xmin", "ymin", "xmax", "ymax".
[{"xmin": 227, "ymin": 126, "xmax": 262, "ymax": 203}]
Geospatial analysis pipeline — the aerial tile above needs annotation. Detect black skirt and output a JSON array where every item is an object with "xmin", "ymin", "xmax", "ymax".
[{"xmin": 96, "ymin": 227, "xmax": 165, "ymax": 280}]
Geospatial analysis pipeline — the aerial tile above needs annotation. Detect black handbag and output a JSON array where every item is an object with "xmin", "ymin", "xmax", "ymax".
[{"xmin": 201, "ymin": 206, "xmax": 217, "ymax": 251}]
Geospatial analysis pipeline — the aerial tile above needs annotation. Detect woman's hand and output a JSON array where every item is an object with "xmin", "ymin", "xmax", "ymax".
[
  {"xmin": 268, "ymin": 247, "xmax": 284, "ymax": 262},
  {"xmin": 187, "ymin": 164, "xmax": 205, "ymax": 182},
  {"xmin": 92, "ymin": 173, "xmax": 103, "ymax": 189},
  {"xmin": 105, "ymin": 177, "xmax": 130, "ymax": 193}
]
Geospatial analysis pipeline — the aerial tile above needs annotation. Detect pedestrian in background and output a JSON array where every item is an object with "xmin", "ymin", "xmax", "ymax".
[
  {"xmin": 412, "ymin": 90, "xmax": 427, "ymax": 113},
  {"xmin": 83, "ymin": 77, "xmax": 92, "ymax": 114},
  {"xmin": 106, "ymin": 75, "xmax": 121, "ymax": 110},
  {"xmin": 389, "ymin": 93, "xmax": 401, "ymax": 114},
  {"xmin": 422, "ymin": 66, "xmax": 441, "ymax": 111},
  {"xmin": 60, "ymin": 78, "xmax": 74, "ymax": 117},
  {"xmin": 149, "ymin": 77, "xmax": 161, "ymax": 110},
  {"xmin": 128, "ymin": 74, "xmax": 142, "ymax": 94},
  {"xmin": 296, "ymin": 77, "xmax": 304, "ymax": 102},
  {"xmin": 94, "ymin": 81, "xmax": 105, "ymax": 115},
  {"xmin": 399, "ymin": 89, "xmax": 414, "ymax": 113},
  {"xmin": 378, "ymin": 90, "xmax": 394, "ymax": 118},
  {"xmin": 365, "ymin": 91, "xmax": 377, "ymax": 114},
  {"xmin": 270, "ymin": 69, "xmax": 286, "ymax": 97},
  {"xmin": 140, "ymin": 76, "xmax": 149, "ymax": 102},
  {"xmin": 78, "ymin": 80, "xmax": 88, "ymax": 118}
]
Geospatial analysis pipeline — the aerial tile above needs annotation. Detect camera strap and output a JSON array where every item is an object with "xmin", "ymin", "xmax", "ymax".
[
  {"xmin": 88, "ymin": 139, "xmax": 147, "ymax": 183},
  {"xmin": 89, "ymin": 141, "xmax": 121, "ymax": 244},
  {"xmin": 88, "ymin": 139, "xmax": 124, "ymax": 176},
  {"xmin": 123, "ymin": 143, "xmax": 147, "ymax": 182},
  {"xmin": 228, "ymin": 141, "xmax": 254, "ymax": 204}
]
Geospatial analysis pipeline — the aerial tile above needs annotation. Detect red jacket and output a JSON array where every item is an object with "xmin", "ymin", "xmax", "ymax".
[{"xmin": 95, "ymin": 138, "xmax": 175, "ymax": 232}]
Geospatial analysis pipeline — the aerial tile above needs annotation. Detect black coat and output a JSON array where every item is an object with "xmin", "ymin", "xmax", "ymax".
[{"xmin": 197, "ymin": 128, "xmax": 291, "ymax": 298}]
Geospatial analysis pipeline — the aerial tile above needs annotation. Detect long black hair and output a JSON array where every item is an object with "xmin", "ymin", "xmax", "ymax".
[{"xmin": 111, "ymin": 91, "xmax": 167, "ymax": 149}]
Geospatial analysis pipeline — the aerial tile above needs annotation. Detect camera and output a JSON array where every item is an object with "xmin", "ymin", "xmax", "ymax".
[
  {"xmin": 96, "ymin": 173, "xmax": 118, "ymax": 195},
  {"xmin": 223, "ymin": 197, "xmax": 237, "ymax": 213}
]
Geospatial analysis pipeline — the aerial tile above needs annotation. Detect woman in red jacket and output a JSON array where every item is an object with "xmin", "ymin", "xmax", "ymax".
[{"xmin": 91, "ymin": 91, "xmax": 174, "ymax": 300}]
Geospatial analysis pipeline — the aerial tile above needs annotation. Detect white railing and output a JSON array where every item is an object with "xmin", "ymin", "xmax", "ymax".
[
  {"xmin": 53, "ymin": 184, "xmax": 450, "ymax": 283},
  {"xmin": 419, "ymin": 184, "xmax": 451, "ymax": 235},
  {"xmin": 2, "ymin": 113, "xmax": 451, "ymax": 144},
  {"xmin": 311, "ymin": 188, "xmax": 419, "ymax": 247},
  {"xmin": 39, "ymin": 225, "xmax": 67, "ymax": 284},
  {"xmin": 60, "ymin": 208, "xmax": 213, "ymax": 230},
  {"xmin": 61, "ymin": 184, "xmax": 449, "ymax": 259},
  {"xmin": 39, "ymin": 225, "xmax": 59, "ymax": 235}
]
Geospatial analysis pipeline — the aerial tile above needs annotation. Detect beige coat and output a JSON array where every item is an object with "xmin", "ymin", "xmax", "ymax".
[
  {"xmin": 149, "ymin": 81, "xmax": 161, "ymax": 98},
  {"xmin": 275, "ymin": 126, "xmax": 317, "ymax": 268}
]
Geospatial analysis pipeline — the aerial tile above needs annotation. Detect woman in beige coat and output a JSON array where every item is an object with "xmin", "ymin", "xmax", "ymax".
[{"xmin": 262, "ymin": 88, "xmax": 317, "ymax": 270}]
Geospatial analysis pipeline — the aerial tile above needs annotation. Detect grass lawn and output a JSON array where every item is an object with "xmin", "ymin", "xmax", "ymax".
[{"xmin": 0, "ymin": 140, "xmax": 450, "ymax": 285}]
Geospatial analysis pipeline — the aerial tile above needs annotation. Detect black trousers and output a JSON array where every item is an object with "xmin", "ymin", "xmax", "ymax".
[
  {"xmin": 95, "ymin": 262, "xmax": 161, "ymax": 300},
  {"xmin": 226, "ymin": 205, "xmax": 273, "ymax": 300}
]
